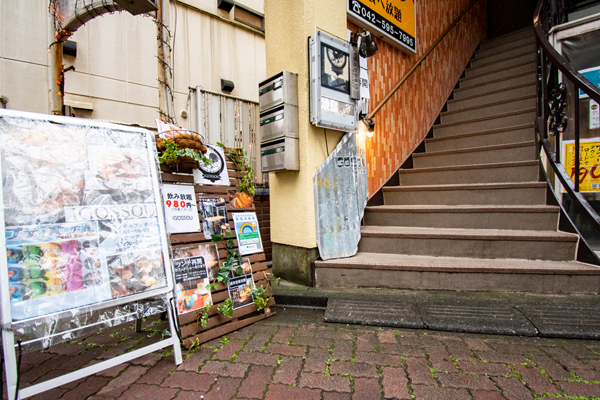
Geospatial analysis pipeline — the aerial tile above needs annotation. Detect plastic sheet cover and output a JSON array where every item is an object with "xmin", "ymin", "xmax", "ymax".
[
  {"xmin": 0, "ymin": 110, "xmax": 170, "ymax": 334},
  {"xmin": 314, "ymin": 132, "xmax": 368, "ymax": 260}
]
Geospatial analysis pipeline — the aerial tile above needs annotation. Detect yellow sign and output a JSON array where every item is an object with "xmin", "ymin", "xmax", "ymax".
[
  {"xmin": 563, "ymin": 138, "xmax": 600, "ymax": 192},
  {"xmin": 347, "ymin": 0, "xmax": 416, "ymax": 53}
]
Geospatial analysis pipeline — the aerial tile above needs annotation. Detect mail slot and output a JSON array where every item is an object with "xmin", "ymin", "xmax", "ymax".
[
  {"xmin": 259, "ymin": 71, "xmax": 298, "ymax": 113},
  {"xmin": 260, "ymin": 104, "xmax": 299, "ymax": 142},
  {"xmin": 261, "ymin": 137, "xmax": 299, "ymax": 172}
]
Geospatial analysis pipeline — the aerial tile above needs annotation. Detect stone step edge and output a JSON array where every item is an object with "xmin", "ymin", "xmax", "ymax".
[
  {"xmin": 479, "ymin": 27, "xmax": 534, "ymax": 49},
  {"xmin": 433, "ymin": 108, "xmax": 536, "ymax": 130},
  {"xmin": 383, "ymin": 181, "xmax": 547, "ymax": 192},
  {"xmin": 468, "ymin": 55, "xmax": 536, "ymax": 79},
  {"xmin": 460, "ymin": 60, "xmax": 536, "ymax": 85},
  {"xmin": 447, "ymin": 83, "xmax": 536, "ymax": 107},
  {"xmin": 454, "ymin": 70, "xmax": 536, "ymax": 94},
  {"xmin": 365, "ymin": 204, "xmax": 558, "ymax": 213},
  {"xmin": 413, "ymin": 140, "xmax": 535, "ymax": 159},
  {"xmin": 314, "ymin": 253, "xmax": 600, "ymax": 275},
  {"xmin": 399, "ymin": 159, "xmax": 538, "ymax": 174},
  {"xmin": 360, "ymin": 226, "xmax": 578, "ymax": 242},
  {"xmin": 473, "ymin": 37, "xmax": 536, "ymax": 61},
  {"xmin": 426, "ymin": 123, "xmax": 534, "ymax": 144},
  {"xmin": 441, "ymin": 94, "xmax": 536, "ymax": 118}
]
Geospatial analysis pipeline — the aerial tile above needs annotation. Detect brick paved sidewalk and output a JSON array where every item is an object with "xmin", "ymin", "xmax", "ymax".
[{"xmin": 7, "ymin": 306, "xmax": 600, "ymax": 399}]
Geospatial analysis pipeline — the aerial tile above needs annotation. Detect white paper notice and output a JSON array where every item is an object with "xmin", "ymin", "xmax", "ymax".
[{"xmin": 162, "ymin": 184, "xmax": 201, "ymax": 233}]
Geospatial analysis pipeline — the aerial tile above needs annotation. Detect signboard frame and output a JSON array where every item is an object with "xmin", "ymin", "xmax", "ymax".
[{"xmin": 347, "ymin": 0, "xmax": 417, "ymax": 54}]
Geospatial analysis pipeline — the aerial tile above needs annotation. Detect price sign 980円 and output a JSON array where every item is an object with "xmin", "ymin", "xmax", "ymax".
[
  {"xmin": 347, "ymin": 0, "xmax": 416, "ymax": 54},
  {"xmin": 162, "ymin": 184, "xmax": 201, "ymax": 233}
]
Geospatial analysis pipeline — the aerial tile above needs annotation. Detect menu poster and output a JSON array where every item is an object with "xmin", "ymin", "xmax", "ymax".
[
  {"xmin": 227, "ymin": 258, "xmax": 254, "ymax": 310},
  {"xmin": 199, "ymin": 197, "xmax": 230, "ymax": 239},
  {"xmin": 162, "ymin": 184, "xmax": 201, "ymax": 233},
  {"xmin": 232, "ymin": 212, "xmax": 263, "ymax": 255},
  {"xmin": 173, "ymin": 255, "xmax": 212, "ymax": 315}
]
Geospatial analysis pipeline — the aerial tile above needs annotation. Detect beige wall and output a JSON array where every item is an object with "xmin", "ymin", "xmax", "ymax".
[
  {"xmin": 0, "ymin": 0, "xmax": 266, "ymax": 130},
  {"xmin": 265, "ymin": 0, "xmax": 347, "ymax": 249}
]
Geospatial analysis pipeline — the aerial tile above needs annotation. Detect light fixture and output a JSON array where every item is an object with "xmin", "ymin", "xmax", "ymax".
[
  {"xmin": 351, "ymin": 30, "xmax": 378, "ymax": 58},
  {"xmin": 359, "ymin": 112, "xmax": 375, "ymax": 137},
  {"xmin": 221, "ymin": 79, "xmax": 235, "ymax": 93},
  {"xmin": 217, "ymin": 0, "xmax": 234, "ymax": 12}
]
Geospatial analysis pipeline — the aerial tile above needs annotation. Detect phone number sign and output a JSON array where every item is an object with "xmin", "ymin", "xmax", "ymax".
[{"xmin": 347, "ymin": 0, "xmax": 416, "ymax": 54}]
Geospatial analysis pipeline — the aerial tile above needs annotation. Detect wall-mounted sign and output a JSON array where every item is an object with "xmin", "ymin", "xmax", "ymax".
[
  {"xmin": 162, "ymin": 184, "xmax": 201, "ymax": 233},
  {"xmin": 232, "ymin": 213, "xmax": 263, "ymax": 255},
  {"xmin": 562, "ymin": 138, "xmax": 600, "ymax": 192},
  {"xmin": 579, "ymin": 66, "xmax": 600, "ymax": 99},
  {"xmin": 193, "ymin": 145, "xmax": 229, "ymax": 186},
  {"xmin": 347, "ymin": 0, "xmax": 416, "ymax": 54},
  {"xmin": 173, "ymin": 255, "xmax": 211, "ymax": 315}
]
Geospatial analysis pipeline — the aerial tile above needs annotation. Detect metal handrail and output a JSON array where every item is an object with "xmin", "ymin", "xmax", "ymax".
[
  {"xmin": 534, "ymin": 0, "xmax": 600, "ymax": 262},
  {"xmin": 367, "ymin": 0, "xmax": 480, "ymax": 120}
]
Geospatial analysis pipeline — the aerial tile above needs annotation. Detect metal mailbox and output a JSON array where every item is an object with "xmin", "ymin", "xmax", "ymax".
[
  {"xmin": 259, "ymin": 71, "xmax": 298, "ymax": 113},
  {"xmin": 259, "ymin": 104, "xmax": 299, "ymax": 142},
  {"xmin": 261, "ymin": 137, "xmax": 299, "ymax": 172}
]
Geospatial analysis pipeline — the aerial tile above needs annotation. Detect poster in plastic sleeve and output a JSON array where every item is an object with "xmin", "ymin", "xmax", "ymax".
[
  {"xmin": 562, "ymin": 138, "xmax": 600, "ymax": 192},
  {"xmin": 591, "ymin": 100, "xmax": 599, "ymax": 130},
  {"xmin": 193, "ymin": 145, "xmax": 230, "ymax": 186},
  {"xmin": 199, "ymin": 197, "xmax": 230, "ymax": 239},
  {"xmin": 227, "ymin": 258, "xmax": 255, "ymax": 310},
  {"xmin": 0, "ymin": 109, "xmax": 171, "ymax": 322},
  {"xmin": 232, "ymin": 213, "xmax": 263, "ymax": 255},
  {"xmin": 162, "ymin": 184, "xmax": 201, "ymax": 233},
  {"xmin": 174, "ymin": 243, "xmax": 220, "ymax": 281},
  {"xmin": 173, "ymin": 255, "xmax": 212, "ymax": 315}
]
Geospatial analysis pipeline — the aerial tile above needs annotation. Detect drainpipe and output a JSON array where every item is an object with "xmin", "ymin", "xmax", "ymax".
[{"xmin": 156, "ymin": 0, "xmax": 172, "ymax": 122}]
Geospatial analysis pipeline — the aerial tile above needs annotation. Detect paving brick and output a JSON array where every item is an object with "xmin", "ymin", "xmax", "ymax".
[
  {"xmin": 45, "ymin": 342, "xmax": 85, "ymax": 356},
  {"xmin": 571, "ymin": 367, "xmax": 600, "ymax": 381},
  {"xmin": 172, "ymin": 390, "xmax": 208, "ymax": 400},
  {"xmin": 557, "ymin": 381, "xmax": 600, "ymax": 398},
  {"xmin": 64, "ymin": 346, "xmax": 106, "ymax": 371},
  {"xmin": 22, "ymin": 354, "xmax": 74, "ymax": 383},
  {"xmin": 96, "ymin": 365, "xmax": 148, "ymax": 397},
  {"xmin": 353, "ymin": 377, "xmax": 381, "ymax": 399},
  {"xmin": 236, "ymin": 365, "xmax": 274, "ymax": 398},
  {"xmin": 356, "ymin": 351, "xmax": 402, "ymax": 366},
  {"xmin": 96, "ymin": 339, "xmax": 139, "ymax": 360},
  {"xmin": 411, "ymin": 384, "xmax": 472, "ymax": 400},
  {"xmin": 266, "ymin": 343, "xmax": 306, "ymax": 357},
  {"xmin": 21, "ymin": 351, "xmax": 56, "ymax": 365},
  {"xmin": 60, "ymin": 376, "xmax": 111, "ymax": 400},
  {"xmin": 243, "ymin": 323, "xmax": 277, "ymax": 335},
  {"xmin": 94, "ymin": 361, "xmax": 129, "ymax": 378},
  {"xmin": 357, "ymin": 333, "xmax": 377, "ymax": 352},
  {"xmin": 475, "ymin": 351, "xmax": 528, "ymax": 364},
  {"xmin": 381, "ymin": 366, "xmax": 410, "ymax": 399},
  {"xmin": 437, "ymin": 372, "xmax": 497, "ymax": 391},
  {"xmin": 272, "ymin": 356, "xmax": 302, "ymax": 385},
  {"xmin": 214, "ymin": 340, "xmax": 245, "ymax": 361},
  {"xmin": 471, "ymin": 390, "xmax": 506, "ymax": 400},
  {"xmin": 234, "ymin": 351, "xmax": 280, "ymax": 365},
  {"xmin": 118, "ymin": 383, "xmax": 178, "ymax": 400},
  {"xmin": 562, "ymin": 343, "xmax": 600, "ymax": 360},
  {"xmin": 28, "ymin": 386, "xmax": 68, "ymax": 400},
  {"xmin": 272, "ymin": 327, "xmax": 295, "ymax": 343},
  {"xmin": 178, "ymin": 347, "xmax": 216, "ymax": 372},
  {"xmin": 378, "ymin": 330, "xmax": 396, "ymax": 344},
  {"xmin": 137, "ymin": 358, "xmax": 177, "ymax": 385},
  {"xmin": 201, "ymin": 361, "xmax": 248, "ymax": 378},
  {"xmin": 303, "ymin": 348, "xmax": 329, "ymax": 373},
  {"xmin": 129, "ymin": 352, "xmax": 163, "ymax": 367},
  {"xmin": 529, "ymin": 355, "xmax": 572, "ymax": 381},
  {"xmin": 443, "ymin": 339, "xmax": 476, "ymax": 361},
  {"xmin": 492, "ymin": 376, "xmax": 533, "ymax": 399},
  {"xmin": 227, "ymin": 330, "xmax": 253, "ymax": 340},
  {"xmin": 331, "ymin": 340, "xmax": 354, "ymax": 361},
  {"xmin": 323, "ymin": 392, "xmax": 351, "ymax": 400},
  {"xmin": 329, "ymin": 361, "xmax": 378, "ymax": 378},
  {"xmin": 513, "ymin": 364, "xmax": 560, "ymax": 395},
  {"xmin": 293, "ymin": 336, "xmax": 332, "ymax": 348},
  {"xmin": 299, "ymin": 372, "xmax": 351, "ymax": 392},
  {"xmin": 405, "ymin": 356, "xmax": 437, "ymax": 385},
  {"xmin": 244, "ymin": 334, "xmax": 272, "ymax": 352},
  {"xmin": 487, "ymin": 341, "xmax": 545, "ymax": 356},
  {"xmin": 162, "ymin": 371, "xmax": 216, "ymax": 391},
  {"xmin": 380, "ymin": 343, "xmax": 424, "ymax": 357},
  {"xmin": 542, "ymin": 347, "xmax": 589, "ymax": 370},
  {"xmin": 428, "ymin": 348, "xmax": 458, "ymax": 372},
  {"xmin": 464, "ymin": 338, "xmax": 493, "ymax": 351},
  {"xmin": 264, "ymin": 384, "xmax": 322, "ymax": 400},
  {"xmin": 205, "ymin": 377, "xmax": 242, "ymax": 400},
  {"xmin": 457, "ymin": 360, "xmax": 512, "ymax": 376}
]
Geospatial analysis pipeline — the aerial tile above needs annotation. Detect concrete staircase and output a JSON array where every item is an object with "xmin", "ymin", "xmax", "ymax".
[{"xmin": 314, "ymin": 28, "xmax": 600, "ymax": 294}]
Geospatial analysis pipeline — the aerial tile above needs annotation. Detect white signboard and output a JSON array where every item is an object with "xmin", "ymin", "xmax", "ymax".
[
  {"xmin": 162, "ymin": 184, "xmax": 201, "ymax": 233},
  {"xmin": 232, "ymin": 213, "xmax": 263, "ymax": 256},
  {"xmin": 591, "ymin": 100, "xmax": 600, "ymax": 130},
  {"xmin": 193, "ymin": 145, "xmax": 230, "ymax": 186}
]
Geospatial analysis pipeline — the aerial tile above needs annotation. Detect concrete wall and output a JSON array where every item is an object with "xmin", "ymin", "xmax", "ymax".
[
  {"xmin": 0, "ymin": 0, "xmax": 266, "ymax": 130},
  {"xmin": 364, "ymin": 0, "xmax": 488, "ymax": 195}
]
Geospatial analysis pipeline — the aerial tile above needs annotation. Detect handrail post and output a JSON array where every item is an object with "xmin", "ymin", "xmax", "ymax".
[{"xmin": 574, "ymin": 88, "xmax": 580, "ymax": 192}]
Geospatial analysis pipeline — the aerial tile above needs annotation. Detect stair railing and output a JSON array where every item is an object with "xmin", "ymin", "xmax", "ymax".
[{"xmin": 534, "ymin": 0, "xmax": 600, "ymax": 263}]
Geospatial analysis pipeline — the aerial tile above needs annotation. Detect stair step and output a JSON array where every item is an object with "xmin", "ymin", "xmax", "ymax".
[
  {"xmin": 473, "ymin": 35, "xmax": 536, "ymax": 62},
  {"xmin": 358, "ymin": 226, "xmax": 578, "ymax": 261},
  {"xmin": 453, "ymin": 72, "xmax": 537, "ymax": 100},
  {"xmin": 383, "ymin": 182, "xmax": 547, "ymax": 206},
  {"xmin": 460, "ymin": 62, "xmax": 537, "ymax": 88},
  {"xmin": 479, "ymin": 27, "xmax": 534, "ymax": 51},
  {"xmin": 398, "ymin": 160, "xmax": 539, "ymax": 185},
  {"xmin": 446, "ymin": 83, "xmax": 537, "ymax": 112},
  {"xmin": 314, "ymin": 252, "xmax": 600, "ymax": 293},
  {"xmin": 364, "ymin": 204, "xmax": 559, "ymax": 230},
  {"xmin": 426, "ymin": 124, "xmax": 534, "ymax": 152},
  {"xmin": 469, "ymin": 52, "xmax": 536, "ymax": 76},
  {"xmin": 472, "ymin": 43, "xmax": 537, "ymax": 68},
  {"xmin": 433, "ymin": 109, "xmax": 536, "ymax": 138},
  {"xmin": 441, "ymin": 95, "xmax": 536, "ymax": 124},
  {"xmin": 413, "ymin": 141, "xmax": 535, "ymax": 168}
]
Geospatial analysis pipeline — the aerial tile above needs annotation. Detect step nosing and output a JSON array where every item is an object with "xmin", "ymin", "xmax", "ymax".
[
  {"xmin": 413, "ymin": 141, "xmax": 535, "ymax": 157},
  {"xmin": 460, "ymin": 63, "xmax": 537, "ymax": 83},
  {"xmin": 383, "ymin": 182, "xmax": 547, "ymax": 191},
  {"xmin": 365, "ymin": 205, "xmax": 559, "ymax": 213},
  {"xmin": 466, "ymin": 59, "xmax": 537, "ymax": 79},
  {"xmin": 474, "ymin": 41, "xmax": 536, "ymax": 59},
  {"xmin": 398, "ymin": 160, "xmax": 538, "ymax": 173},
  {"xmin": 441, "ymin": 95, "xmax": 537, "ymax": 116},
  {"xmin": 433, "ymin": 108, "xmax": 536, "ymax": 128},
  {"xmin": 447, "ymin": 83, "xmax": 537, "ymax": 104},
  {"xmin": 360, "ymin": 229, "xmax": 578, "ymax": 242},
  {"xmin": 426, "ymin": 123, "xmax": 535, "ymax": 143},
  {"xmin": 454, "ymin": 71, "xmax": 536, "ymax": 92}
]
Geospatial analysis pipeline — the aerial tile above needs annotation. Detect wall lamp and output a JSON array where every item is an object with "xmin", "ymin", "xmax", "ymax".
[
  {"xmin": 350, "ymin": 30, "xmax": 378, "ymax": 58},
  {"xmin": 359, "ymin": 112, "xmax": 375, "ymax": 137}
]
